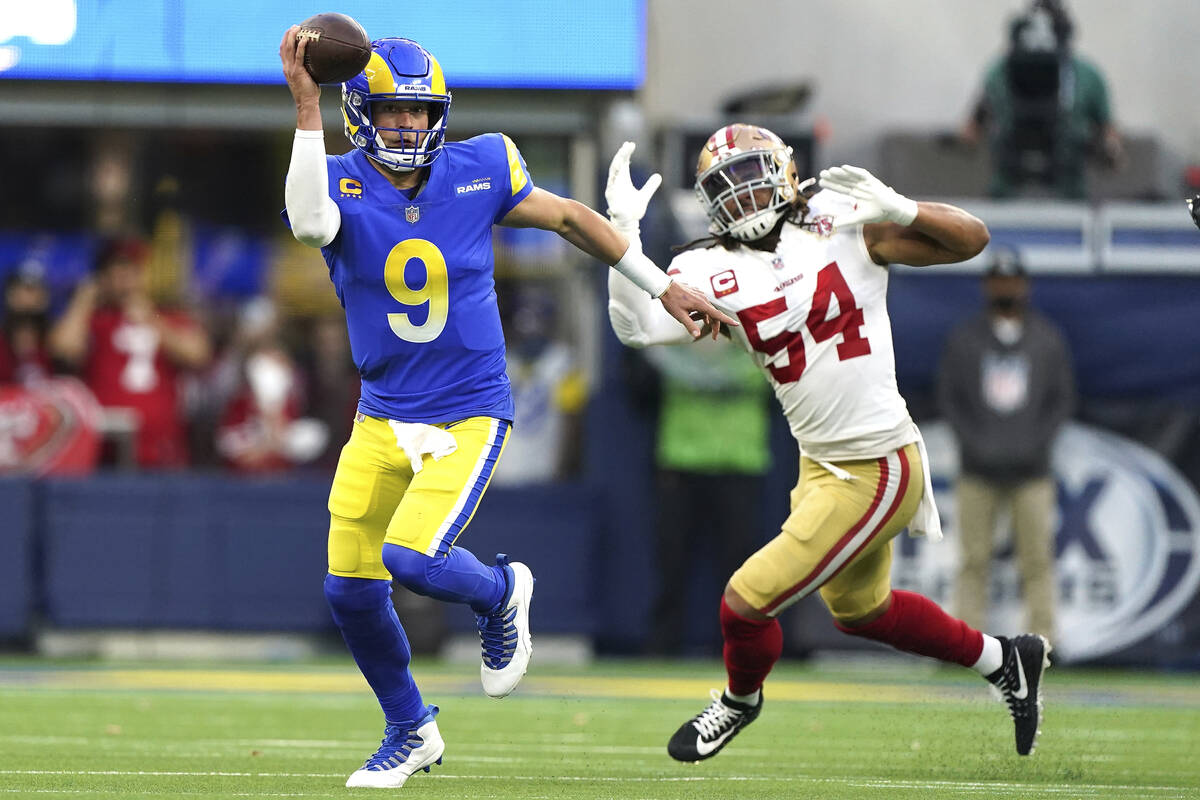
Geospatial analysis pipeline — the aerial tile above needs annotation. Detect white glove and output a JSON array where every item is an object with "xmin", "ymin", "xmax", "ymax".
[
  {"xmin": 817, "ymin": 165, "xmax": 918, "ymax": 229},
  {"xmin": 606, "ymin": 141, "xmax": 662, "ymax": 239}
]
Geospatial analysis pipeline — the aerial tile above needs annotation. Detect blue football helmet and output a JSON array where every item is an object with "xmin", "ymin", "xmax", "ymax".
[{"xmin": 341, "ymin": 38, "xmax": 452, "ymax": 172}]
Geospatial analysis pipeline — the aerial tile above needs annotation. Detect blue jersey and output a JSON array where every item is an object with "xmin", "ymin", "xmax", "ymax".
[{"xmin": 290, "ymin": 134, "xmax": 533, "ymax": 423}]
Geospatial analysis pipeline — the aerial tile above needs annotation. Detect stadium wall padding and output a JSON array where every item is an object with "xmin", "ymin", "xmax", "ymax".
[
  {"xmin": 42, "ymin": 475, "xmax": 333, "ymax": 630},
  {"xmin": 0, "ymin": 479, "xmax": 35, "ymax": 638},
  {"xmin": 28, "ymin": 477, "xmax": 602, "ymax": 638}
]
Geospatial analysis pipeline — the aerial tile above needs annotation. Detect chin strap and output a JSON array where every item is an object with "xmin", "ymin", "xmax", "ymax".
[{"xmin": 370, "ymin": 144, "xmax": 421, "ymax": 173}]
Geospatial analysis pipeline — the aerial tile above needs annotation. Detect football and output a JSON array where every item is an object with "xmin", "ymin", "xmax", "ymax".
[{"xmin": 295, "ymin": 12, "xmax": 371, "ymax": 85}]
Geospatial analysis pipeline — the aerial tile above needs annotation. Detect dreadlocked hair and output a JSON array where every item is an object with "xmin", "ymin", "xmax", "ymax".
[{"xmin": 673, "ymin": 177, "xmax": 821, "ymax": 254}]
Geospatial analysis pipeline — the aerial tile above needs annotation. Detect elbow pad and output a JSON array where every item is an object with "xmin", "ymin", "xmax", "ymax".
[
  {"xmin": 607, "ymin": 301, "xmax": 649, "ymax": 348},
  {"xmin": 288, "ymin": 196, "xmax": 340, "ymax": 248}
]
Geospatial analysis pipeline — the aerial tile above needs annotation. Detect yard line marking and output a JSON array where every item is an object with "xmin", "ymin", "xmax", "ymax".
[{"xmin": 0, "ymin": 770, "xmax": 1190, "ymax": 793}]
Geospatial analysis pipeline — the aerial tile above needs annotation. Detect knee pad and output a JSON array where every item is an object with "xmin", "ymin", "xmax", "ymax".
[
  {"xmin": 382, "ymin": 543, "xmax": 437, "ymax": 594},
  {"xmin": 822, "ymin": 585, "xmax": 890, "ymax": 625},
  {"xmin": 323, "ymin": 573, "xmax": 391, "ymax": 618}
]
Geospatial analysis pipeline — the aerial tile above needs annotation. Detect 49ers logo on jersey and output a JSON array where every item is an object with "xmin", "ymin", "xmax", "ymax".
[{"xmin": 711, "ymin": 269, "xmax": 739, "ymax": 298}]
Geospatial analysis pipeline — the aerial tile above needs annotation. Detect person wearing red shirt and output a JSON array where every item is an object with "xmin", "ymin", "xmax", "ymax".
[
  {"xmin": 48, "ymin": 238, "xmax": 211, "ymax": 468},
  {"xmin": 215, "ymin": 308, "xmax": 328, "ymax": 474}
]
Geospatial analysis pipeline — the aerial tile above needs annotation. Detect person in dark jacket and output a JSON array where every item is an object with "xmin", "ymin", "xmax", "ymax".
[{"xmin": 938, "ymin": 248, "xmax": 1074, "ymax": 641}]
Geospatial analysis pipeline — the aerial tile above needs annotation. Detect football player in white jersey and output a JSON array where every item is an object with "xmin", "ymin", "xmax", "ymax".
[{"xmin": 605, "ymin": 126, "xmax": 1051, "ymax": 761}]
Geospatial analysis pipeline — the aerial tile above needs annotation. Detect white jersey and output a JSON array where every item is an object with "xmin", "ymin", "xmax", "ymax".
[{"xmin": 662, "ymin": 191, "xmax": 916, "ymax": 461}]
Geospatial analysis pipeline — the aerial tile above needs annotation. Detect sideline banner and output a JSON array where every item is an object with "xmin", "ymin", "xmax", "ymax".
[
  {"xmin": 0, "ymin": 377, "xmax": 102, "ymax": 476},
  {"xmin": 894, "ymin": 421, "xmax": 1200, "ymax": 664}
]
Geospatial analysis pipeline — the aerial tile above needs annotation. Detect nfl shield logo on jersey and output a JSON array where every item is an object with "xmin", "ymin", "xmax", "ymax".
[{"xmin": 405, "ymin": 205, "xmax": 420, "ymax": 224}]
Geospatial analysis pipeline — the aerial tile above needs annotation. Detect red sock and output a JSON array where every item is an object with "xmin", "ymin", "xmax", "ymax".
[
  {"xmin": 720, "ymin": 596, "xmax": 783, "ymax": 696},
  {"xmin": 835, "ymin": 590, "xmax": 984, "ymax": 667}
]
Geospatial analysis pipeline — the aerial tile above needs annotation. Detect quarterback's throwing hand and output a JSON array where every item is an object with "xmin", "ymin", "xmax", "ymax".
[
  {"xmin": 606, "ymin": 141, "xmax": 662, "ymax": 234},
  {"xmin": 279, "ymin": 26, "xmax": 320, "ymax": 107},
  {"xmin": 818, "ymin": 165, "xmax": 918, "ymax": 230},
  {"xmin": 658, "ymin": 282, "xmax": 738, "ymax": 341}
]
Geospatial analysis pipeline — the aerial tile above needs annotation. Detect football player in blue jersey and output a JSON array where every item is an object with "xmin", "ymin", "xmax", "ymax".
[{"xmin": 279, "ymin": 30, "xmax": 735, "ymax": 789}]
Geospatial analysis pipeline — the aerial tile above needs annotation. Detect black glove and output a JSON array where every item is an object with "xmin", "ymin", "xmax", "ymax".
[{"xmin": 1189, "ymin": 196, "xmax": 1200, "ymax": 231}]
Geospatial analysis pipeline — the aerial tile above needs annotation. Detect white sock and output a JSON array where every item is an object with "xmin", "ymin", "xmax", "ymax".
[
  {"xmin": 724, "ymin": 687, "xmax": 760, "ymax": 706},
  {"xmin": 970, "ymin": 634, "xmax": 1004, "ymax": 676}
]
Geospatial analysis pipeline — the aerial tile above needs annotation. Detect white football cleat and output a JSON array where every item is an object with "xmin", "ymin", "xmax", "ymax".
[
  {"xmin": 345, "ymin": 706, "xmax": 444, "ymax": 789},
  {"xmin": 476, "ymin": 554, "xmax": 534, "ymax": 698}
]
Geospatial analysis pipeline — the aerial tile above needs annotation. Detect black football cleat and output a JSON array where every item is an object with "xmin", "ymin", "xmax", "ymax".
[
  {"xmin": 987, "ymin": 634, "xmax": 1051, "ymax": 755},
  {"xmin": 668, "ymin": 689, "xmax": 762, "ymax": 762}
]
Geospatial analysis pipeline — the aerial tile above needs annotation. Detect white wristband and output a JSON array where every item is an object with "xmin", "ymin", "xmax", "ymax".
[
  {"xmin": 612, "ymin": 244, "xmax": 672, "ymax": 298},
  {"xmin": 892, "ymin": 196, "xmax": 918, "ymax": 227},
  {"xmin": 609, "ymin": 215, "xmax": 641, "ymax": 243}
]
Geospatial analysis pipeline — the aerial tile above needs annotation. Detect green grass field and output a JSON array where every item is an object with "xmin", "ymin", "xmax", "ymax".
[{"xmin": 1, "ymin": 657, "xmax": 1197, "ymax": 799}]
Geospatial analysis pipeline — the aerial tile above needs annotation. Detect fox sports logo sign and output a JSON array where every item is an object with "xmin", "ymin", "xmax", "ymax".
[{"xmin": 893, "ymin": 421, "xmax": 1200, "ymax": 662}]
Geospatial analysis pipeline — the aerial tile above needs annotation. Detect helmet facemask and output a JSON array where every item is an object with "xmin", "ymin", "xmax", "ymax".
[
  {"xmin": 694, "ymin": 124, "xmax": 800, "ymax": 242},
  {"xmin": 346, "ymin": 93, "xmax": 450, "ymax": 172},
  {"xmin": 341, "ymin": 38, "xmax": 452, "ymax": 172},
  {"xmin": 697, "ymin": 148, "xmax": 798, "ymax": 241}
]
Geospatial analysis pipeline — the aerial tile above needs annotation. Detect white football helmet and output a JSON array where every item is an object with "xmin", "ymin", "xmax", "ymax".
[{"xmin": 695, "ymin": 124, "xmax": 802, "ymax": 241}]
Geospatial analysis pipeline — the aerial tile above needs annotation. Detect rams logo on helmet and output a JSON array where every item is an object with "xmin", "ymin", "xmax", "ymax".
[{"xmin": 340, "ymin": 38, "xmax": 452, "ymax": 173}]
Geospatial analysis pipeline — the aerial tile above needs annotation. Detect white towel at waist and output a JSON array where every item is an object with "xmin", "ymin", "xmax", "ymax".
[
  {"xmin": 387, "ymin": 420, "xmax": 458, "ymax": 473},
  {"xmin": 808, "ymin": 428, "xmax": 943, "ymax": 542},
  {"xmin": 907, "ymin": 424, "xmax": 943, "ymax": 542}
]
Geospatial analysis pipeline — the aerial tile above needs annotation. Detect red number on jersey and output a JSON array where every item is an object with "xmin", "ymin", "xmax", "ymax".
[
  {"xmin": 738, "ymin": 297, "xmax": 806, "ymax": 383},
  {"xmin": 736, "ymin": 261, "xmax": 871, "ymax": 383},
  {"xmin": 806, "ymin": 261, "xmax": 872, "ymax": 360}
]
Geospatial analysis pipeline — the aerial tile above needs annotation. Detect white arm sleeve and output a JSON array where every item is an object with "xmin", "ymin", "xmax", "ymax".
[
  {"xmin": 607, "ymin": 268, "xmax": 695, "ymax": 348},
  {"xmin": 285, "ymin": 129, "xmax": 341, "ymax": 248}
]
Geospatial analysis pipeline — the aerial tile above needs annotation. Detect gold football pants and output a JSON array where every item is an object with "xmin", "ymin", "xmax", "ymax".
[
  {"xmin": 326, "ymin": 414, "xmax": 510, "ymax": 580},
  {"xmin": 731, "ymin": 443, "xmax": 923, "ymax": 621}
]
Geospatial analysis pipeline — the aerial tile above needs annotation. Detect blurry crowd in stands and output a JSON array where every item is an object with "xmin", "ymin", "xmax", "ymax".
[
  {"xmin": 0, "ymin": 235, "xmax": 585, "ymax": 480},
  {"xmin": 0, "ymin": 236, "xmax": 351, "ymax": 475}
]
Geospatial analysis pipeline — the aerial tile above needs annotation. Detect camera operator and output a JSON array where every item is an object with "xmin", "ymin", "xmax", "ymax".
[{"xmin": 962, "ymin": 0, "xmax": 1124, "ymax": 199}]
